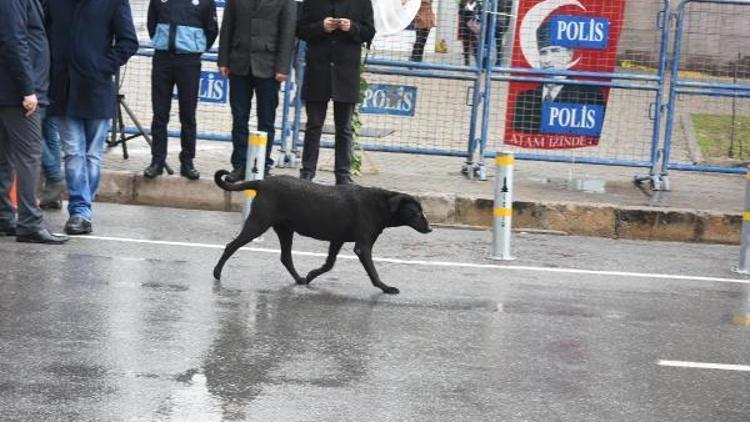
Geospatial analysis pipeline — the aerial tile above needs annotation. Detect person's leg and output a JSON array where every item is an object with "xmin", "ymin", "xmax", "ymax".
[
  {"xmin": 56, "ymin": 116, "xmax": 91, "ymax": 221},
  {"xmin": 229, "ymin": 74, "xmax": 253, "ymax": 176},
  {"xmin": 0, "ymin": 108, "xmax": 44, "ymax": 235},
  {"xmin": 83, "ymin": 118, "xmax": 112, "ymax": 215},
  {"xmin": 175, "ymin": 54, "xmax": 201, "ymax": 177},
  {"xmin": 461, "ymin": 36, "xmax": 471, "ymax": 66},
  {"xmin": 39, "ymin": 113, "xmax": 65, "ymax": 209},
  {"xmin": 332, "ymin": 101, "xmax": 355, "ymax": 185},
  {"xmin": 255, "ymin": 76, "xmax": 281, "ymax": 175},
  {"xmin": 147, "ymin": 54, "xmax": 175, "ymax": 174},
  {"xmin": 410, "ymin": 28, "xmax": 429, "ymax": 62},
  {"xmin": 300, "ymin": 101, "xmax": 327, "ymax": 180},
  {"xmin": 0, "ymin": 110, "xmax": 17, "ymax": 230}
]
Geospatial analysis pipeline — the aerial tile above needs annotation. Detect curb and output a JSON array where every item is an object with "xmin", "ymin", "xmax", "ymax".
[{"xmin": 98, "ymin": 170, "xmax": 742, "ymax": 245}]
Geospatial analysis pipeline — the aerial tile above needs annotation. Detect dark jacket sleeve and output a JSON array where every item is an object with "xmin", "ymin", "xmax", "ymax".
[
  {"xmin": 347, "ymin": 0, "xmax": 375, "ymax": 46},
  {"xmin": 204, "ymin": 0, "xmax": 218, "ymax": 50},
  {"xmin": 217, "ymin": 0, "xmax": 234, "ymax": 67},
  {"xmin": 146, "ymin": 0, "xmax": 157, "ymax": 39},
  {"xmin": 105, "ymin": 0, "xmax": 139, "ymax": 74},
  {"xmin": 296, "ymin": 0, "xmax": 327, "ymax": 42},
  {"xmin": 274, "ymin": 0, "xmax": 296, "ymax": 74},
  {"xmin": 0, "ymin": 0, "xmax": 34, "ymax": 97}
]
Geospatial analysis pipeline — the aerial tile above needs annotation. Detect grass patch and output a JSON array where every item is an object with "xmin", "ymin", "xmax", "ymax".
[{"xmin": 691, "ymin": 113, "xmax": 750, "ymax": 161}]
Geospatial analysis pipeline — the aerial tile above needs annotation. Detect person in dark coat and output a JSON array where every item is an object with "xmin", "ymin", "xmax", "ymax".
[
  {"xmin": 143, "ymin": 0, "xmax": 219, "ymax": 180},
  {"xmin": 46, "ymin": 0, "xmax": 138, "ymax": 235},
  {"xmin": 0, "ymin": 0, "xmax": 68, "ymax": 244},
  {"xmin": 297, "ymin": 0, "xmax": 375, "ymax": 185},
  {"xmin": 218, "ymin": 0, "xmax": 297, "ymax": 183}
]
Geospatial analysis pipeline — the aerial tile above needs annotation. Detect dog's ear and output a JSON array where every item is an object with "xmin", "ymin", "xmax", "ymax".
[{"xmin": 388, "ymin": 194, "xmax": 408, "ymax": 214}]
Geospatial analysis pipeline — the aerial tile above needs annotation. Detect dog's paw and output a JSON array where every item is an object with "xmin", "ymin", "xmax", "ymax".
[
  {"xmin": 213, "ymin": 268, "xmax": 222, "ymax": 281},
  {"xmin": 382, "ymin": 286, "xmax": 400, "ymax": 295}
]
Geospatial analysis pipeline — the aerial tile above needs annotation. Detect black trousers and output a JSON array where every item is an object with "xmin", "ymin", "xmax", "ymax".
[
  {"xmin": 150, "ymin": 52, "xmax": 201, "ymax": 166},
  {"xmin": 0, "ymin": 107, "xmax": 44, "ymax": 235},
  {"xmin": 410, "ymin": 28, "xmax": 431, "ymax": 62},
  {"xmin": 301, "ymin": 101, "xmax": 354, "ymax": 180}
]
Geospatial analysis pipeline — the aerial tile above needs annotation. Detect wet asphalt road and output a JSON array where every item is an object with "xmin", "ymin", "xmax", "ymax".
[{"xmin": 0, "ymin": 202, "xmax": 748, "ymax": 421}]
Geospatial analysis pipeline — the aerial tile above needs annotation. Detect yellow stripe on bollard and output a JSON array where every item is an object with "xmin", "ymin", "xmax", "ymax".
[
  {"xmin": 495, "ymin": 156, "xmax": 514, "ymax": 167},
  {"xmin": 494, "ymin": 207, "xmax": 512, "ymax": 217},
  {"xmin": 746, "ymin": 171, "xmax": 750, "ymax": 180},
  {"xmin": 734, "ymin": 314, "xmax": 750, "ymax": 326},
  {"xmin": 244, "ymin": 189, "xmax": 256, "ymax": 198},
  {"xmin": 744, "ymin": 212, "xmax": 750, "ymax": 221},
  {"xmin": 248, "ymin": 134, "xmax": 267, "ymax": 146}
]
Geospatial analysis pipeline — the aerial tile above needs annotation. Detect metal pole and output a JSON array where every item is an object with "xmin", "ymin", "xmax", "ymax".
[
  {"xmin": 242, "ymin": 131, "xmax": 267, "ymax": 222},
  {"xmin": 491, "ymin": 151, "xmax": 514, "ymax": 260},
  {"xmin": 734, "ymin": 170, "xmax": 750, "ymax": 274}
]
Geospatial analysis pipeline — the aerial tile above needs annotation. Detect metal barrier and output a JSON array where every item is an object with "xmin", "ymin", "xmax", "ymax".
[
  {"xmin": 117, "ymin": 0, "xmax": 744, "ymax": 189},
  {"xmin": 662, "ymin": 0, "xmax": 750, "ymax": 187}
]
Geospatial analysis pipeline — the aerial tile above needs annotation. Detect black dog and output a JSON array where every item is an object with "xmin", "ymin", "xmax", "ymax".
[{"xmin": 213, "ymin": 170, "xmax": 432, "ymax": 294}]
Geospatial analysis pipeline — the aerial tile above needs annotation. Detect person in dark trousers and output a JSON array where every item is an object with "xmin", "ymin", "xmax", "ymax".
[
  {"xmin": 458, "ymin": 0, "xmax": 479, "ymax": 66},
  {"xmin": 0, "ymin": 0, "xmax": 68, "ymax": 244},
  {"xmin": 143, "ymin": 0, "xmax": 219, "ymax": 180},
  {"xmin": 39, "ymin": 115, "xmax": 65, "ymax": 209},
  {"xmin": 218, "ymin": 0, "xmax": 297, "ymax": 183},
  {"xmin": 493, "ymin": 0, "xmax": 512, "ymax": 66},
  {"xmin": 297, "ymin": 0, "xmax": 375, "ymax": 185},
  {"xmin": 410, "ymin": 0, "xmax": 436, "ymax": 62},
  {"xmin": 46, "ymin": 0, "xmax": 138, "ymax": 235}
]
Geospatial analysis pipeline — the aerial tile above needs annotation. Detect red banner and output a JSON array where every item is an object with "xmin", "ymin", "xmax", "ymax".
[{"xmin": 504, "ymin": 0, "xmax": 625, "ymax": 149}]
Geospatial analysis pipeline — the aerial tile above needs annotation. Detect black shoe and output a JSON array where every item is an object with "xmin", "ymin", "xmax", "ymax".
[
  {"xmin": 16, "ymin": 228, "xmax": 69, "ymax": 244},
  {"xmin": 144, "ymin": 162, "xmax": 165, "ymax": 178},
  {"xmin": 335, "ymin": 175, "xmax": 355, "ymax": 185},
  {"xmin": 180, "ymin": 165, "xmax": 200, "ymax": 180},
  {"xmin": 39, "ymin": 180, "xmax": 66, "ymax": 209},
  {"xmin": 0, "ymin": 221, "xmax": 16, "ymax": 236},
  {"xmin": 225, "ymin": 167, "xmax": 245, "ymax": 183},
  {"xmin": 64, "ymin": 215, "xmax": 93, "ymax": 235},
  {"xmin": 264, "ymin": 166, "xmax": 273, "ymax": 177}
]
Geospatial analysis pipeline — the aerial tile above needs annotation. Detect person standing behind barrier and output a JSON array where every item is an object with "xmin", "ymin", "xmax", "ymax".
[
  {"xmin": 39, "ymin": 115, "xmax": 65, "ymax": 209},
  {"xmin": 143, "ymin": 0, "xmax": 218, "ymax": 181},
  {"xmin": 46, "ymin": 0, "xmax": 138, "ymax": 235},
  {"xmin": 458, "ymin": 0, "xmax": 479, "ymax": 66},
  {"xmin": 297, "ymin": 0, "xmax": 375, "ymax": 185},
  {"xmin": 0, "ymin": 0, "xmax": 68, "ymax": 244},
  {"xmin": 218, "ymin": 0, "xmax": 297, "ymax": 183},
  {"xmin": 409, "ymin": 0, "xmax": 436, "ymax": 63},
  {"xmin": 493, "ymin": 0, "xmax": 512, "ymax": 66}
]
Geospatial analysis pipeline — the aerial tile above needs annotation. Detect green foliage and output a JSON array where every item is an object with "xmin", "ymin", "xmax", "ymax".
[
  {"xmin": 692, "ymin": 113, "xmax": 750, "ymax": 160},
  {"xmin": 350, "ymin": 50, "xmax": 368, "ymax": 176}
]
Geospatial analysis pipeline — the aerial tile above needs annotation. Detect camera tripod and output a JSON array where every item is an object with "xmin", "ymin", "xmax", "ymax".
[{"xmin": 108, "ymin": 68, "xmax": 174, "ymax": 175}]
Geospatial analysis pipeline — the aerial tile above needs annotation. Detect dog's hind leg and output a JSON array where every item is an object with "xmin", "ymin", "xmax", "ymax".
[
  {"xmin": 213, "ymin": 221, "xmax": 269, "ymax": 280},
  {"xmin": 354, "ymin": 242, "xmax": 399, "ymax": 294},
  {"xmin": 273, "ymin": 225, "xmax": 306, "ymax": 284},
  {"xmin": 305, "ymin": 241, "xmax": 343, "ymax": 285}
]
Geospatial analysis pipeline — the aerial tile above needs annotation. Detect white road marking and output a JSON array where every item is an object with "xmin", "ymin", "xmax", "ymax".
[
  {"xmin": 79, "ymin": 235, "xmax": 749, "ymax": 285},
  {"xmin": 658, "ymin": 360, "xmax": 750, "ymax": 372}
]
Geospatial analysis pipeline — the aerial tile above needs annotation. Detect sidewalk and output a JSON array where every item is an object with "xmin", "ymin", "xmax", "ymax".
[{"xmin": 98, "ymin": 137, "xmax": 746, "ymax": 244}]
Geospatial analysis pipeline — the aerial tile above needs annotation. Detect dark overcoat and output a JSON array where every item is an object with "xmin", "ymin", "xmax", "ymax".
[
  {"xmin": 297, "ymin": 0, "xmax": 375, "ymax": 103},
  {"xmin": 46, "ymin": 0, "xmax": 138, "ymax": 119},
  {"xmin": 0, "ymin": 0, "xmax": 50, "ymax": 107}
]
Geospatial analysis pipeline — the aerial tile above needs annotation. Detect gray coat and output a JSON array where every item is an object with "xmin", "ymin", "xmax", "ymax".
[{"xmin": 218, "ymin": 0, "xmax": 296, "ymax": 78}]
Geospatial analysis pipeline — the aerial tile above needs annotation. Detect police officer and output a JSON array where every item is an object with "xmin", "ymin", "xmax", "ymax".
[{"xmin": 144, "ymin": 0, "xmax": 218, "ymax": 180}]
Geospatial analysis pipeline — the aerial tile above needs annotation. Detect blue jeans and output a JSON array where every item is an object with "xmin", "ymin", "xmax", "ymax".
[
  {"xmin": 41, "ymin": 115, "xmax": 63, "ymax": 184},
  {"xmin": 51, "ymin": 117, "xmax": 111, "ymax": 220},
  {"xmin": 229, "ymin": 74, "xmax": 280, "ymax": 171}
]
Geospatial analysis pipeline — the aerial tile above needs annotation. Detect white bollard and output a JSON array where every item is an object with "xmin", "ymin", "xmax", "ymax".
[
  {"xmin": 734, "ymin": 170, "xmax": 750, "ymax": 274},
  {"xmin": 491, "ymin": 151, "xmax": 515, "ymax": 261},
  {"xmin": 242, "ymin": 131, "xmax": 267, "ymax": 222}
]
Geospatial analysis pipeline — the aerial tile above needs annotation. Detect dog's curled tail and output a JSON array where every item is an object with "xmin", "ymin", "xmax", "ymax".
[{"xmin": 214, "ymin": 169, "xmax": 263, "ymax": 192}]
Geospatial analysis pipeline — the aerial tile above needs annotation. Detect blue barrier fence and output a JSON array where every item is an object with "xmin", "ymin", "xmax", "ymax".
[{"xmin": 121, "ymin": 0, "xmax": 748, "ymax": 190}]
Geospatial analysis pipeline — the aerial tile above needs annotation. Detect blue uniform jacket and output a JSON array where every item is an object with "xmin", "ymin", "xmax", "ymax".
[
  {"xmin": 148, "ymin": 0, "xmax": 218, "ymax": 54},
  {"xmin": 46, "ymin": 0, "xmax": 139, "ymax": 119},
  {"xmin": 0, "ymin": 0, "xmax": 50, "ymax": 107}
]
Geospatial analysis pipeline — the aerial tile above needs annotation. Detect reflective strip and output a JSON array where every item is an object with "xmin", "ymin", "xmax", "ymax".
[
  {"xmin": 248, "ymin": 134, "xmax": 267, "ymax": 146},
  {"xmin": 495, "ymin": 156, "xmax": 514, "ymax": 166},
  {"xmin": 734, "ymin": 314, "xmax": 750, "ymax": 327},
  {"xmin": 746, "ymin": 171, "xmax": 750, "ymax": 180},
  {"xmin": 245, "ymin": 190, "xmax": 256, "ymax": 198},
  {"xmin": 744, "ymin": 212, "xmax": 750, "ymax": 221},
  {"xmin": 494, "ymin": 207, "xmax": 512, "ymax": 217}
]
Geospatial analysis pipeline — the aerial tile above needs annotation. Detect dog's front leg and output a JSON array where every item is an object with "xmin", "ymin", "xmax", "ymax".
[
  {"xmin": 273, "ymin": 225, "xmax": 306, "ymax": 284},
  {"xmin": 305, "ymin": 241, "xmax": 343, "ymax": 284},
  {"xmin": 354, "ymin": 242, "xmax": 399, "ymax": 294}
]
